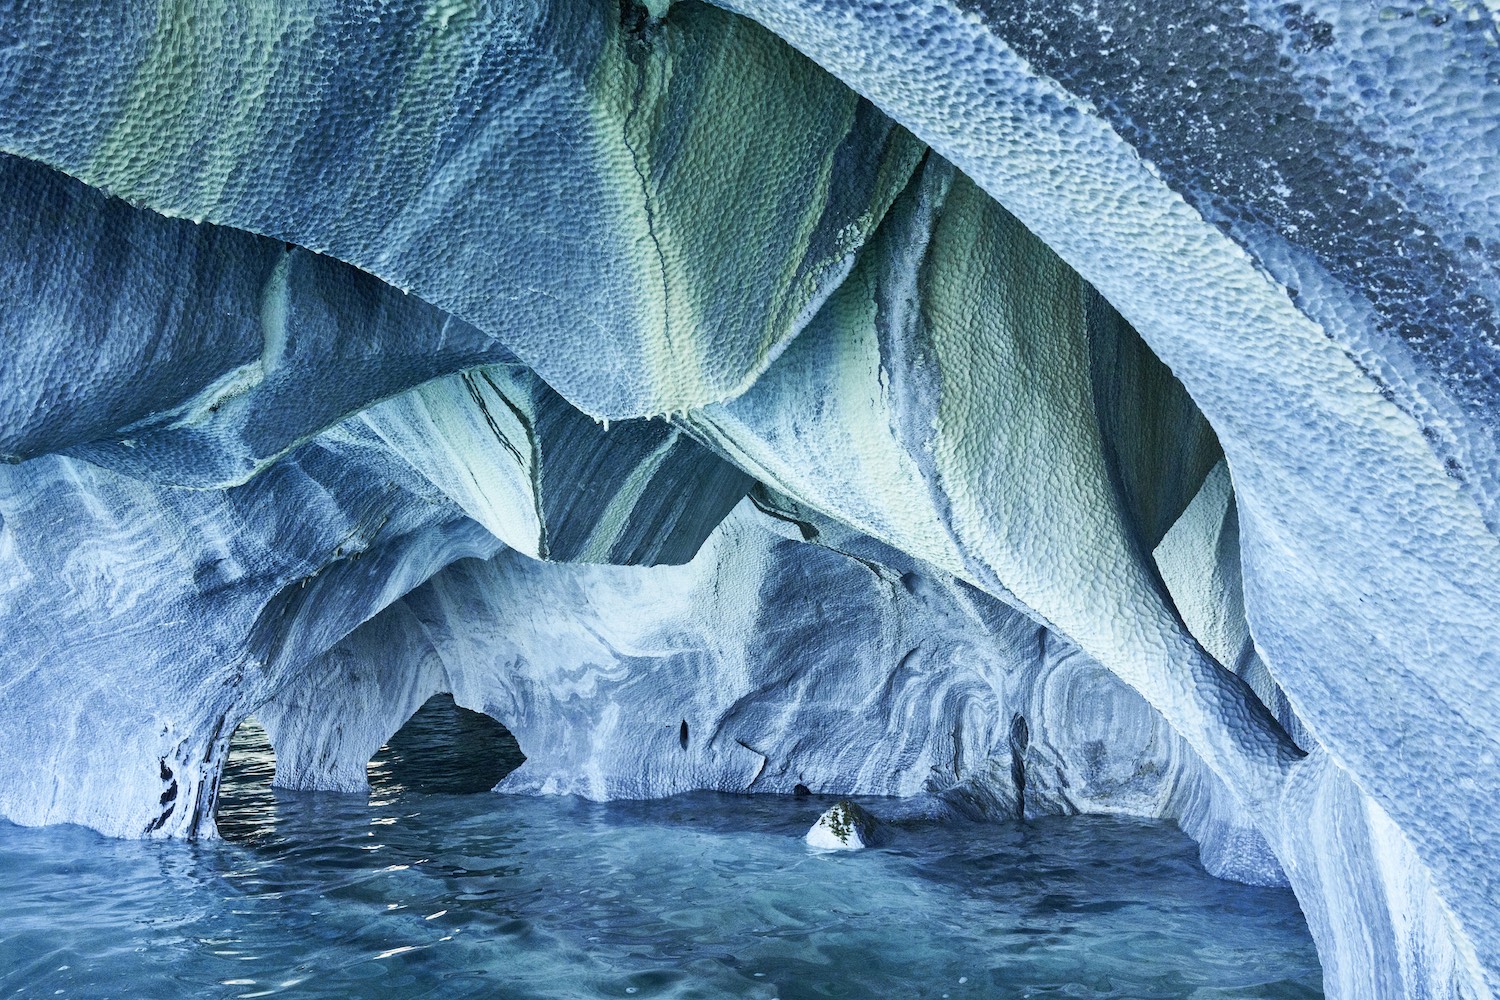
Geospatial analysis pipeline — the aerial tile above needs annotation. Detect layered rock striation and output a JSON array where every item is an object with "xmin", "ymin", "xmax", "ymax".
[{"xmin": 0, "ymin": 2, "xmax": 1495, "ymax": 998}]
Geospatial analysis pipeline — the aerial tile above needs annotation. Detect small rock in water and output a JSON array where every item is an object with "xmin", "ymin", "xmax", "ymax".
[{"xmin": 805, "ymin": 799, "xmax": 879, "ymax": 850}]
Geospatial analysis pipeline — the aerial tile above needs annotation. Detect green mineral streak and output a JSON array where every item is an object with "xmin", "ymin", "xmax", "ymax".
[
  {"xmin": 90, "ymin": 0, "xmax": 483, "ymax": 234},
  {"xmin": 569, "ymin": 430, "xmax": 681, "ymax": 564},
  {"xmin": 591, "ymin": 18, "xmax": 687, "ymax": 412},
  {"xmin": 91, "ymin": 0, "xmax": 301, "ymax": 216},
  {"xmin": 807, "ymin": 256, "xmax": 962, "ymax": 566},
  {"xmin": 747, "ymin": 109, "xmax": 923, "ymax": 399},
  {"xmin": 589, "ymin": 3, "xmax": 921, "ymax": 415},
  {"xmin": 925, "ymin": 175, "xmax": 1150, "ymax": 641}
]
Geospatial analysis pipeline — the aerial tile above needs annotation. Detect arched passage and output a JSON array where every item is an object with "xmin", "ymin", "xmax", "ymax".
[
  {"xmin": 367, "ymin": 693, "xmax": 525, "ymax": 797},
  {"xmin": 215, "ymin": 716, "xmax": 278, "ymax": 842},
  {"xmin": 214, "ymin": 695, "xmax": 526, "ymax": 839}
]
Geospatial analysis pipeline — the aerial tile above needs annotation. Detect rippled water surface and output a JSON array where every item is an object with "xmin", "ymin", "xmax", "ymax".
[{"xmin": 1, "ymin": 700, "xmax": 1323, "ymax": 999}]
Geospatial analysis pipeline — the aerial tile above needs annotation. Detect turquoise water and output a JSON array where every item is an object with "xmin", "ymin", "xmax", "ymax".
[{"xmin": 0, "ymin": 700, "xmax": 1323, "ymax": 999}]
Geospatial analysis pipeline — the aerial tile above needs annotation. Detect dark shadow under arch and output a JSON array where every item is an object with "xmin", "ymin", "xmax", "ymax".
[
  {"xmin": 367, "ymin": 694, "xmax": 525, "ymax": 797},
  {"xmin": 216, "ymin": 716, "xmax": 277, "ymax": 842}
]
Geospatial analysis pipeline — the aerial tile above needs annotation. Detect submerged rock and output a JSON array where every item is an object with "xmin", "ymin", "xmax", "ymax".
[{"xmin": 806, "ymin": 800, "xmax": 880, "ymax": 851}]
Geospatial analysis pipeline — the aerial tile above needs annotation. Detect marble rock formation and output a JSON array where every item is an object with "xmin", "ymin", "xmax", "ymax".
[
  {"xmin": 0, "ymin": 2, "xmax": 1496, "ymax": 998},
  {"xmin": 806, "ymin": 801, "xmax": 881, "ymax": 851}
]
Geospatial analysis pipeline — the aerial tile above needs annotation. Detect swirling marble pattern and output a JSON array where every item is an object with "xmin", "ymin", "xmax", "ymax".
[{"xmin": 0, "ymin": 1, "xmax": 1495, "ymax": 996}]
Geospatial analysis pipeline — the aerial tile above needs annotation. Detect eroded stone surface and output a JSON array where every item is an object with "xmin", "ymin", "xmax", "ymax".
[{"xmin": 0, "ymin": 2, "xmax": 1495, "ymax": 997}]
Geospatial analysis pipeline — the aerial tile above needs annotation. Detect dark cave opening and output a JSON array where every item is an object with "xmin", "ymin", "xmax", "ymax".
[
  {"xmin": 215, "ymin": 695, "xmax": 526, "ymax": 840},
  {"xmin": 215, "ymin": 716, "xmax": 278, "ymax": 842},
  {"xmin": 367, "ymin": 694, "xmax": 526, "ymax": 797}
]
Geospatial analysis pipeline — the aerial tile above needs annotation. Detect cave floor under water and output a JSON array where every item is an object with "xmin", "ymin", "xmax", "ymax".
[{"xmin": 0, "ymin": 719, "xmax": 1323, "ymax": 999}]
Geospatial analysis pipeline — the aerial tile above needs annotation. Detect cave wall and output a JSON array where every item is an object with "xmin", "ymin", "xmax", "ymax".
[
  {"xmin": 0, "ymin": 1, "xmax": 1495, "ymax": 998},
  {"xmin": 708, "ymin": 3, "xmax": 1500, "ymax": 994},
  {"xmin": 259, "ymin": 500, "xmax": 1280, "ymax": 883}
]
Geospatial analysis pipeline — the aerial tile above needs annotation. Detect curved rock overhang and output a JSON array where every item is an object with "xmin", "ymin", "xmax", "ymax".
[{"xmin": 0, "ymin": 3, "xmax": 1495, "ymax": 998}]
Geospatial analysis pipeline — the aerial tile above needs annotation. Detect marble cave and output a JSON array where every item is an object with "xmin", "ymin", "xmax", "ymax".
[{"xmin": 0, "ymin": 2, "xmax": 1497, "ymax": 998}]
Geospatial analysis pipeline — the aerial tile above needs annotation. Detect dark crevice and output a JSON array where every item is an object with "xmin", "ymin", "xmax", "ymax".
[
  {"xmin": 200, "ymin": 714, "xmax": 226, "ymax": 764},
  {"xmin": 462, "ymin": 370, "xmax": 526, "ymax": 469},
  {"xmin": 747, "ymin": 487, "xmax": 820, "ymax": 541},
  {"xmin": 1009, "ymin": 713, "xmax": 1030, "ymax": 820},
  {"xmin": 145, "ymin": 758, "xmax": 178, "ymax": 835},
  {"xmin": 746, "ymin": 486, "xmax": 901, "ymax": 587},
  {"xmin": 478, "ymin": 369, "xmax": 549, "ymax": 558}
]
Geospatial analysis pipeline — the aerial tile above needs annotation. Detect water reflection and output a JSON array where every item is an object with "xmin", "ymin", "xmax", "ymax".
[
  {"xmin": 218, "ymin": 696, "xmax": 526, "ymax": 844},
  {"xmin": 366, "ymin": 695, "xmax": 524, "ymax": 798}
]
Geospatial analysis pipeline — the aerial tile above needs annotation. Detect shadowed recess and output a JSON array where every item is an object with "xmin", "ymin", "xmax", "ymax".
[
  {"xmin": 217, "ymin": 697, "xmax": 526, "ymax": 843},
  {"xmin": 367, "ymin": 694, "xmax": 526, "ymax": 797}
]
